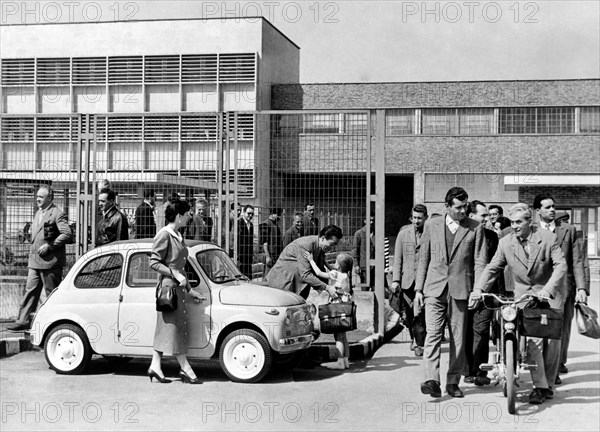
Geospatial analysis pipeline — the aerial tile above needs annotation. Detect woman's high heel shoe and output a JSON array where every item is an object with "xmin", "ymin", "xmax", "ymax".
[
  {"xmin": 179, "ymin": 370, "xmax": 201, "ymax": 384},
  {"xmin": 147, "ymin": 368, "xmax": 171, "ymax": 383}
]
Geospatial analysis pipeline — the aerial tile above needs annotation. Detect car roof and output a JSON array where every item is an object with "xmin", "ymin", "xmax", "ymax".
[{"xmin": 90, "ymin": 239, "xmax": 216, "ymax": 255}]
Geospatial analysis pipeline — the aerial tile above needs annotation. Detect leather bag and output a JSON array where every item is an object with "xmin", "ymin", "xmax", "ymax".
[
  {"xmin": 575, "ymin": 302, "xmax": 600, "ymax": 339},
  {"xmin": 156, "ymin": 276, "xmax": 178, "ymax": 312},
  {"xmin": 318, "ymin": 301, "xmax": 357, "ymax": 334},
  {"xmin": 521, "ymin": 304, "xmax": 563, "ymax": 340}
]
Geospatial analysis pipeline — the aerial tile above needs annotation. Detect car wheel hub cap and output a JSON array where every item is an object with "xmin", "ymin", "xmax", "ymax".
[
  {"xmin": 57, "ymin": 338, "xmax": 77, "ymax": 364},
  {"xmin": 233, "ymin": 344, "xmax": 257, "ymax": 368}
]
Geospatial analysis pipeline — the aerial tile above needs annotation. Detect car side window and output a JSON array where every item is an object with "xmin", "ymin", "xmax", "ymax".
[
  {"xmin": 126, "ymin": 252, "xmax": 200, "ymax": 289},
  {"xmin": 74, "ymin": 253, "xmax": 123, "ymax": 289}
]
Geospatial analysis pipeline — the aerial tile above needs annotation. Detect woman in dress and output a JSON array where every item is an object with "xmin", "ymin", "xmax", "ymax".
[{"xmin": 148, "ymin": 200, "xmax": 204, "ymax": 384}]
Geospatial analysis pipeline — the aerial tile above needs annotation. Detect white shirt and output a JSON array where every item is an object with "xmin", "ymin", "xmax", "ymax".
[
  {"xmin": 541, "ymin": 221, "xmax": 556, "ymax": 232},
  {"xmin": 445, "ymin": 215, "xmax": 460, "ymax": 235}
]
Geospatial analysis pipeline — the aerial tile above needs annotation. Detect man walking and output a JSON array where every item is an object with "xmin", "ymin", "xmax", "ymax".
[
  {"xmin": 391, "ymin": 204, "xmax": 428, "ymax": 356},
  {"xmin": 97, "ymin": 188, "xmax": 129, "ymax": 246},
  {"xmin": 415, "ymin": 187, "xmax": 487, "ymax": 399},
  {"xmin": 8, "ymin": 186, "xmax": 72, "ymax": 331},
  {"xmin": 191, "ymin": 198, "xmax": 213, "ymax": 242},
  {"xmin": 283, "ymin": 212, "xmax": 304, "ymax": 247},
  {"xmin": 303, "ymin": 202, "xmax": 319, "ymax": 236},
  {"xmin": 237, "ymin": 204, "xmax": 255, "ymax": 278},
  {"xmin": 473, "ymin": 203, "xmax": 567, "ymax": 404},
  {"xmin": 259, "ymin": 208, "xmax": 283, "ymax": 277},
  {"xmin": 533, "ymin": 194, "xmax": 586, "ymax": 383},
  {"xmin": 135, "ymin": 188, "xmax": 156, "ymax": 239}
]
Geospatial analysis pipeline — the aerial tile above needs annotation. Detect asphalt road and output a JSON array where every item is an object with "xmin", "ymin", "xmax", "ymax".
[{"xmin": 1, "ymin": 295, "xmax": 599, "ymax": 431}]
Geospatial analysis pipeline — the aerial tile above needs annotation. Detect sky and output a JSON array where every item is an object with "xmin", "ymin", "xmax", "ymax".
[{"xmin": 1, "ymin": 0, "xmax": 599, "ymax": 83}]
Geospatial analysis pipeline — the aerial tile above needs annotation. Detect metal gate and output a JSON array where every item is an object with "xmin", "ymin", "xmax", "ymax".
[{"xmin": 0, "ymin": 110, "xmax": 386, "ymax": 331}]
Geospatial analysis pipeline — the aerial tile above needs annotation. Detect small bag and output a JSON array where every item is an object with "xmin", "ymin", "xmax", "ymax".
[
  {"xmin": 318, "ymin": 301, "xmax": 357, "ymax": 334},
  {"xmin": 521, "ymin": 304, "xmax": 563, "ymax": 340},
  {"xmin": 575, "ymin": 302, "xmax": 600, "ymax": 339},
  {"xmin": 156, "ymin": 276, "xmax": 178, "ymax": 312}
]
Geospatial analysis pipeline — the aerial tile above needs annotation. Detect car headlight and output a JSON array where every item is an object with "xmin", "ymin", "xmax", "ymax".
[
  {"xmin": 501, "ymin": 306, "xmax": 517, "ymax": 322},
  {"xmin": 284, "ymin": 309, "xmax": 292, "ymax": 327}
]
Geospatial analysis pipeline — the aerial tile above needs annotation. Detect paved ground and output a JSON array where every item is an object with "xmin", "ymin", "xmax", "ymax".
[{"xmin": 1, "ymin": 291, "xmax": 598, "ymax": 431}]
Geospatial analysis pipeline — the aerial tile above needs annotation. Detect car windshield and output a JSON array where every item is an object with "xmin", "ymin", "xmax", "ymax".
[{"xmin": 196, "ymin": 248, "xmax": 245, "ymax": 284}]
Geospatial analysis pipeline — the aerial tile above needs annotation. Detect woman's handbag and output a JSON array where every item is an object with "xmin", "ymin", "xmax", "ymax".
[
  {"xmin": 318, "ymin": 301, "xmax": 357, "ymax": 334},
  {"xmin": 575, "ymin": 302, "xmax": 600, "ymax": 339},
  {"xmin": 156, "ymin": 275, "xmax": 178, "ymax": 312},
  {"xmin": 520, "ymin": 302, "xmax": 563, "ymax": 340}
]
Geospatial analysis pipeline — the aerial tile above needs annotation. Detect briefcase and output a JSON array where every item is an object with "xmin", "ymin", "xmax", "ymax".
[
  {"xmin": 318, "ymin": 302, "xmax": 357, "ymax": 334},
  {"xmin": 575, "ymin": 302, "xmax": 600, "ymax": 339},
  {"xmin": 521, "ymin": 306, "xmax": 563, "ymax": 340}
]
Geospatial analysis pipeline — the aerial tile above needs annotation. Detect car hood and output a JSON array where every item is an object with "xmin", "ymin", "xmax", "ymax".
[{"xmin": 219, "ymin": 283, "xmax": 305, "ymax": 306}]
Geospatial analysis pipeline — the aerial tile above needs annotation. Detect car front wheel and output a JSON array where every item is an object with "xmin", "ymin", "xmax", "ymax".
[
  {"xmin": 219, "ymin": 329, "xmax": 272, "ymax": 383},
  {"xmin": 44, "ymin": 324, "xmax": 92, "ymax": 375}
]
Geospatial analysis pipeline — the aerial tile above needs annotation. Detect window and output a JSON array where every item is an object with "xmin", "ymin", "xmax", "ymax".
[
  {"xmin": 422, "ymin": 109, "xmax": 458, "ymax": 135},
  {"xmin": 302, "ymin": 114, "xmax": 339, "ymax": 133},
  {"xmin": 127, "ymin": 253, "xmax": 158, "ymax": 287},
  {"xmin": 196, "ymin": 249, "xmax": 241, "ymax": 283},
  {"xmin": 386, "ymin": 109, "xmax": 414, "ymax": 135},
  {"xmin": 458, "ymin": 108, "xmax": 494, "ymax": 134},
  {"xmin": 74, "ymin": 254, "xmax": 123, "ymax": 288},
  {"xmin": 581, "ymin": 107, "xmax": 600, "ymax": 133},
  {"xmin": 342, "ymin": 113, "xmax": 368, "ymax": 134},
  {"xmin": 499, "ymin": 107, "xmax": 574, "ymax": 134}
]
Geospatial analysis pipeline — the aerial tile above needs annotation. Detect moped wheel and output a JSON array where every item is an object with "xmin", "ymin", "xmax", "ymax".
[{"xmin": 506, "ymin": 339, "xmax": 516, "ymax": 414}]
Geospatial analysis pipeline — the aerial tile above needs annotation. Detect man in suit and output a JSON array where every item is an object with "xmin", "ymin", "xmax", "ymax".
[
  {"xmin": 237, "ymin": 204, "xmax": 255, "ymax": 278},
  {"xmin": 473, "ymin": 203, "xmax": 567, "ymax": 404},
  {"xmin": 266, "ymin": 225, "xmax": 342, "ymax": 300},
  {"xmin": 392, "ymin": 204, "xmax": 428, "ymax": 356},
  {"xmin": 190, "ymin": 198, "xmax": 213, "ymax": 242},
  {"xmin": 259, "ymin": 207, "xmax": 283, "ymax": 277},
  {"xmin": 533, "ymin": 194, "xmax": 587, "ymax": 383},
  {"xmin": 8, "ymin": 185, "xmax": 72, "ymax": 331},
  {"xmin": 415, "ymin": 187, "xmax": 487, "ymax": 398},
  {"xmin": 283, "ymin": 212, "xmax": 304, "ymax": 247},
  {"xmin": 96, "ymin": 188, "xmax": 129, "ymax": 246},
  {"xmin": 464, "ymin": 200, "xmax": 502, "ymax": 386},
  {"xmin": 135, "ymin": 188, "xmax": 156, "ymax": 239},
  {"xmin": 303, "ymin": 202, "xmax": 319, "ymax": 236}
]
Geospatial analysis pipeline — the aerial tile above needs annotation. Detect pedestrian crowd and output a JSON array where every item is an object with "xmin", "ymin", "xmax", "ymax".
[{"xmin": 7, "ymin": 183, "xmax": 591, "ymax": 403}]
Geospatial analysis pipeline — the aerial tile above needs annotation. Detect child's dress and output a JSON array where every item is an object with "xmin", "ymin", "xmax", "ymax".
[{"xmin": 329, "ymin": 270, "xmax": 351, "ymax": 303}]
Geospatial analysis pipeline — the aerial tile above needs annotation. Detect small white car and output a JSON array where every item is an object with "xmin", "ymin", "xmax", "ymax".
[{"xmin": 30, "ymin": 240, "xmax": 314, "ymax": 383}]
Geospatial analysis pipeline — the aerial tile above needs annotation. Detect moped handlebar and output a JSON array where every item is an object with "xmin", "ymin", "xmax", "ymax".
[{"xmin": 475, "ymin": 292, "xmax": 541, "ymax": 305}]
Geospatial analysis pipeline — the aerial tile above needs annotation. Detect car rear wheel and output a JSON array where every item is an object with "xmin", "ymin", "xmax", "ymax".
[
  {"xmin": 219, "ymin": 329, "xmax": 272, "ymax": 383},
  {"xmin": 45, "ymin": 324, "xmax": 92, "ymax": 375}
]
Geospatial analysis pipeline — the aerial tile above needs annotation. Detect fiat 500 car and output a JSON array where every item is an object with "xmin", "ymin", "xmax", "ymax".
[{"xmin": 30, "ymin": 240, "xmax": 314, "ymax": 383}]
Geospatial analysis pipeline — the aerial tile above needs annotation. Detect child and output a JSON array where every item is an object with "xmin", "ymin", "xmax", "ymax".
[{"xmin": 304, "ymin": 250, "xmax": 354, "ymax": 370}]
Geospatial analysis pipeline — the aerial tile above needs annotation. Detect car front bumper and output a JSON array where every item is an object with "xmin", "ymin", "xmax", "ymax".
[{"xmin": 277, "ymin": 334, "xmax": 313, "ymax": 353}]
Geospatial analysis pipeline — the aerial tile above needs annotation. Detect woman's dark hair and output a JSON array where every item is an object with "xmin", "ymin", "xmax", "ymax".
[
  {"xmin": 319, "ymin": 225, "xmax": 343, "ymax": 240},
  {"xmin": 165, "ymin": 200, "xmax": 191, "ymax": 223}
]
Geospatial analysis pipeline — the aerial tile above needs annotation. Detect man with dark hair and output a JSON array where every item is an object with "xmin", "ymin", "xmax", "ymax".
[
  {"xmin": 283, "ymin": 212, "xmax": 304, "ymax": 247},
  {"xmin": 415, "ymin": 187, "xmax": 487, "ymax": 399},
  {"xmin": 135, "ymin": 188, "xmax": 156, "ymax": 239},
  {"xmin": 190, "ymin": 198, "xmax": 213, "ymax": 242},
  {"xmin": 533, "ymin": 193, "xmax": 587, "ymax": 384},
  {"xmin": 464, "ymin": 200, "xmax": 502, "ymax": 386},
  {"xmin": 8, "ymin": 185, "xmax": 72, "ymax": 332},
  {"xmin": 259, "ymin": 207, "xmax": 283, "ymax": 277},
  {"xmin": 488, "ymin": 205, "xmax": 503, "ymax": 226},
  {"xmin": 237, "ymin": 204, "xmax": 255, "ymax": 278},
  {"xmin": 473, "ymin": 203, "xmax": 567, "ymax": 404},
  {"xmin": 303, "ymin": 202, "xmax": 319, "ymax": 236},
  {"xmin": 392, "ymin": 204, "xmax": 428, "ymax": 356},
  {"xmin": 266, "ymin": 225, "xmax": 342, "ymax": 300},
  {"xmin": 97, "ymin": 188, "xmax": 129, "ymax": 246}
]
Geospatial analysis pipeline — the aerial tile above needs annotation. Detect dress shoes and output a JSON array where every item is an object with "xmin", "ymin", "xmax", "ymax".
[
  {"xmin": 559, "ymin": 364, "xmax": 569, "ymax": 374},
  {"xmin": 147, "ymin": 369, "xmax": 171, "ymax": 383},
  {"xmin": 474, "ymin": 376, "xmax": 491, "ymax": 386},
  {"xmin": 420, "ymin": 380, "xmax": 442, "ymax": 398},
  {"xmin": 555, "ymin": 375, "xmax": 562, "ymax": 385},
  {"xmin": 541, "ymin": 388, "xmax": 554, "ymax": 399},
  {"xmin": 414, "ymin": 347, "xmax": 424, "ymax": 357},
  {"xmin": 464, "ymin": 376, "xmax": 475, "ymax": 384},
  {"xmin": 446, "ymin": 384, "xmax": 464, "ymax": 398},
  {"xmin": 179, "ymin": 370, "xmax": 201, "ymax": 384},
  {"xmin": 528, "ymin": 388, "xmax": 546, "ymax": 404},
  {"xmin": 7, "ymin": 322, "xmax": 30, "ymax": 332}
]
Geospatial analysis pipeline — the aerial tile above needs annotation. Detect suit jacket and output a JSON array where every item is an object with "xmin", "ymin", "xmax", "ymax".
[
  {"xmin": 553, "ymin": 222, "xmax": 586, "ymax": 295},
  {"xmin": 415, "ymin": 216, "xmax": 487, "ymax": 300},
  {"xmin": 353, "ymin": 226, "xmax": 375, "ymax": 271},
  {"xmin": 237, "ymin": 217, "xmax": 254, "ymax": 263},
  {"xmin": 135, "ymin": 201, "xmax": 156, "ymax": 239},
  {"xmin": 476, "ymin": 227, "xmax": 568, "ymax": 309},
  {"xmin": 28, "ymin": 203, "xmax": 72, "ymax": 270},
  {"xmin": 392, "ymin": 224, "xmax": 423, "ymax": 289},
  {"xmin": 258, "ymin": 218, "xmax": 282, "ymax": 262},
  {"xmin": 283, "ymin": 226, "xmax": 303, "ymax": 247},
  {"xmin": 266, "ymin": 235, "xmax": 328, "ymax": 296},
  {"xmin": 191, "ymin": 214, "xmax": 213, "ymax": 242},
  {"xmin": 303, "ymin": 215, "xmax": 319, "ymax": 236}
]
